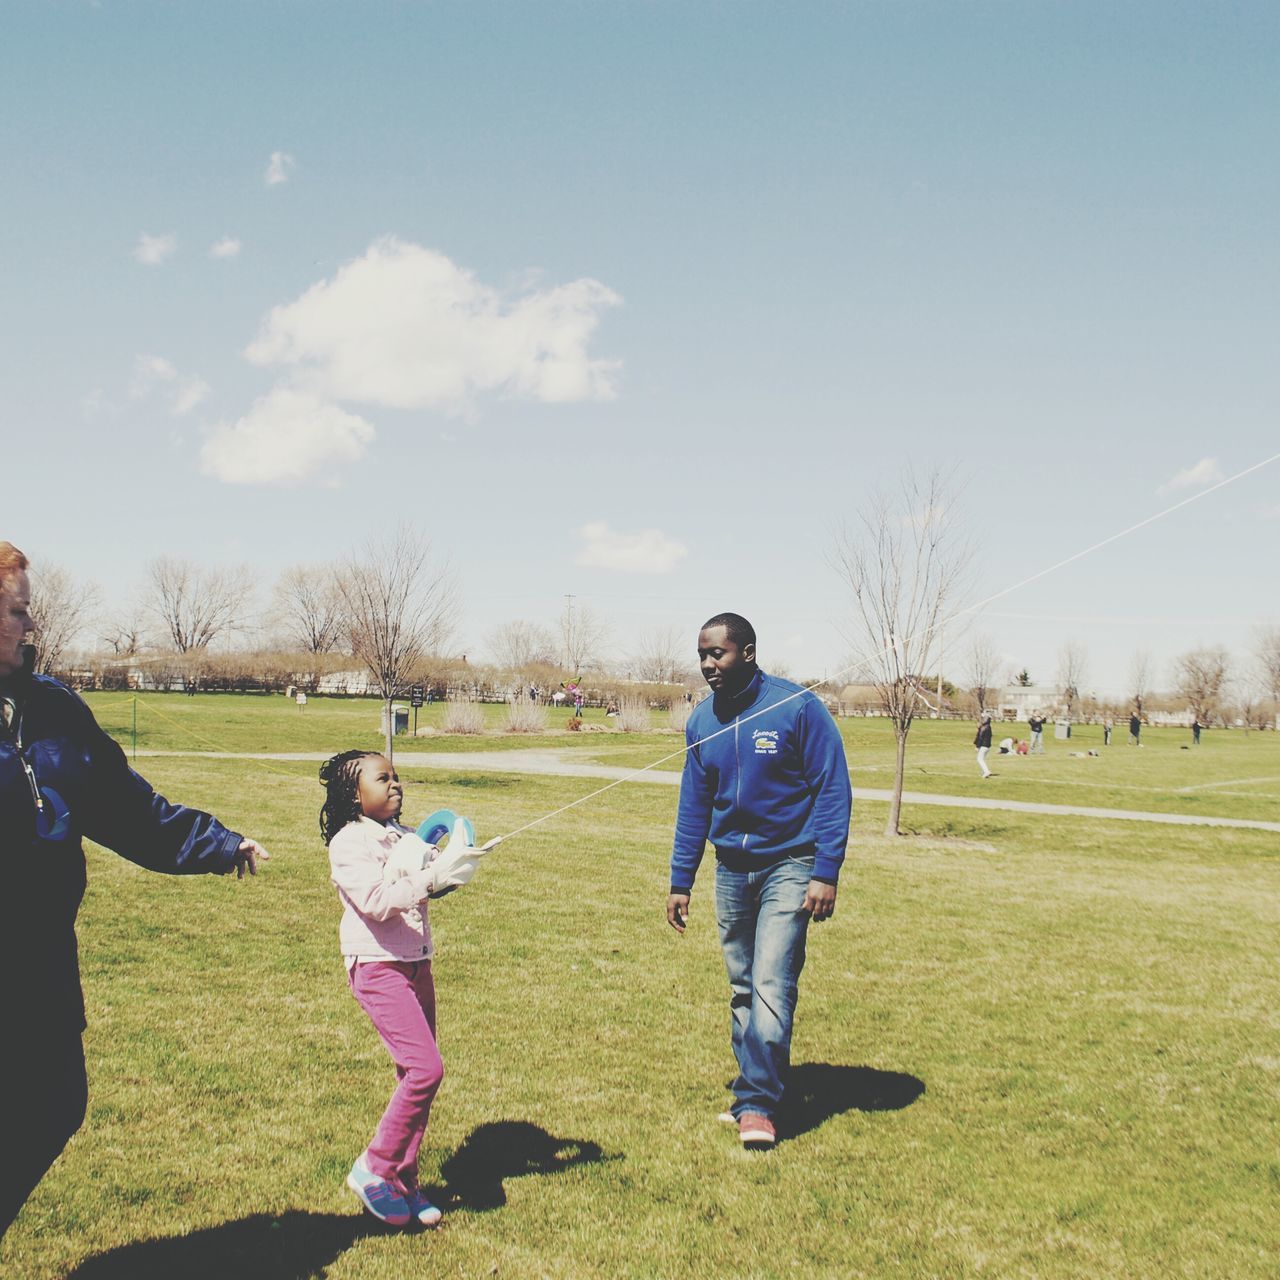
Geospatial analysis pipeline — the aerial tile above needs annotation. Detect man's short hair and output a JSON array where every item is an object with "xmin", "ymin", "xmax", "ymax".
[
  {"xmin": 0, "ymin": 542, "xmax": 29, "ymax": 587},
  {"xmin": 701, "ymin": 612, "xmax": 756, "ymax": 651}
]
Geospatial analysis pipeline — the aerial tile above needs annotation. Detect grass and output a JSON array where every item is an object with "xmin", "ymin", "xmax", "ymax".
[{"xmin": 2, "ymin": 698, "xmax": 1277, "ymax": 1277}]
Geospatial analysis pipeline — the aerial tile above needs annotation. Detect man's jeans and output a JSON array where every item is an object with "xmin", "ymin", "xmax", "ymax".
[{"xmin": 715, "ymin": 854, "xmax": 813, "ymax": 1120}]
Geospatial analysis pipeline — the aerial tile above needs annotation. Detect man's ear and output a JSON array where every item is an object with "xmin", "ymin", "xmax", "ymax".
[{"xmin": 743, "ymin": 642, "xmax": 756, "ymax": 665}]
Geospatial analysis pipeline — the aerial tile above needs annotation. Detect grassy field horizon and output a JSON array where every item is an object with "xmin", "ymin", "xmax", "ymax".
[{"xmin": 2, "ymin": 695, "xmax": 1276, "ymax": 1277}]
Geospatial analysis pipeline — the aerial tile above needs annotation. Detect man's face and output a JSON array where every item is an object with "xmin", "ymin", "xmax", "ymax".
[
  {"xmin": 697, "ymin": 624, "xmax": 755, "ymax": 695},
  {"xmin": 0, "ymin": 570, "xmax": 34, "ymax": 679},
  {"xmin": 356, "ymin": 754, "xmax": 404, "ymax": 823}
]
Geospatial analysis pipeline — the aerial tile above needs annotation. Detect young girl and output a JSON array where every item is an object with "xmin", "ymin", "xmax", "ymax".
[{"xmin": 321, "ymin": 749, "xmax": 487, "ymax": 1228}]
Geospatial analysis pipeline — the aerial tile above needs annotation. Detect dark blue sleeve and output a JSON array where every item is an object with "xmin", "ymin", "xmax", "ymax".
[
  {"xmin": 80, "ymin": 717, "xmax": 243, "ymax": 875},
  {"xmin": 797, "ymin": 697, "xmax": 852, "ymax": 884},
  {"xmin": 670, "ymin": 718, "xmax": 713, "ymax": 893}
]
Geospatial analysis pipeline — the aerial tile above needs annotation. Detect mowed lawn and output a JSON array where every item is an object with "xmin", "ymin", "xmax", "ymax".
[{"xmin": 1, "ymin": 697, "xmax": 1277, "ymax": 1278}]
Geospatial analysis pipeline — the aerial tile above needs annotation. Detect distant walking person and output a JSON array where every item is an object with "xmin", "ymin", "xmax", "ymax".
[
  {"xmin": 1028, "ymin": 712, "xmax": 1046, "ymax": 754},
  {"xmin": 975, "ymin": 711, "xmax": 993, "ymax": 778},
  {"xmin": 1192, "ymin": 718, "xmax": 1202, "ymax": 746},
  {"xmin": 1103, "ymin": 718, "xmax": 1113, "ymax": 746},
  {"xmin": 1129, "ymin": 712, "xmax": 1142, "ymax": 746}
]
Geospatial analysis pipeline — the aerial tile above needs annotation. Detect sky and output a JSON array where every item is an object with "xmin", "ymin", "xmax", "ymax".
[{"xmin": 4, "ymin": 1, "xmax": 1278, "ymax": 696}]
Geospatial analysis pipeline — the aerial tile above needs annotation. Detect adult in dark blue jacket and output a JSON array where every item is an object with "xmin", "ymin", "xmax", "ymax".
[
  {"xmin": 666, "ymin": 613, "xmax": 851, "ymax": 1149},
  {"xmin": 0, "ymin": 543, "xmax": 269, "ymax": 1237}
]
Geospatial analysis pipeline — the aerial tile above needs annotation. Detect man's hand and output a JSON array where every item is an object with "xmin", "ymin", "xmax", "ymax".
[
  {"xmin": 667, "ymin": 892, "xmax": 691, "ymax": 934},
  {"xmin": 802, "ymin": 880, "xmax": 836, "ymax": 923},
  {"xmin": 233, "ymin": 838, "xmax": 270, "ymax": 879}
]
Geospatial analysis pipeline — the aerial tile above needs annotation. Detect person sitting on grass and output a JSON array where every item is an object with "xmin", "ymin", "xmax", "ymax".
[{"xmin": 321, "ymin": 750, "xmax": 493, "ymax": 1229}]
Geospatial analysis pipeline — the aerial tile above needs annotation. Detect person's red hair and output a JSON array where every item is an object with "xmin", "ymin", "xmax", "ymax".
[{"xmin": 0, "ymin": 541, "xmax": 29, "ymax": 586}]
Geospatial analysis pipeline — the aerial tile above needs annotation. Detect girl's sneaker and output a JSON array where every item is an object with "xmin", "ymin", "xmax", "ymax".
[
  {"xmin": 405, "ymin": 1187, "xmax": 443, "ymax": 1228},
  {"xmin": 346, "ymin": 1157, "xmax": 411, "ymax": 1226}
]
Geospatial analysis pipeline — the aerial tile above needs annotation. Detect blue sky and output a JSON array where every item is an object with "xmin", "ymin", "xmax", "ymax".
[{"xmin": 5, "ymin": 1, "xmax": 1278, "ymax": 694}]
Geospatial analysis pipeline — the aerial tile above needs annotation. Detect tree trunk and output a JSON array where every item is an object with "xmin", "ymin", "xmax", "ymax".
[
  {"xmin": 384, "ymin": 695, "xmax": 394, "ymax": 762},
  {"xmin": 886, "ymin": 726, "xmax": 908, "ymax": 836}
]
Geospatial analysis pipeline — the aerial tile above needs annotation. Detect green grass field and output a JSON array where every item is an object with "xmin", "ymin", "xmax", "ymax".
[{"xmin": 2, "ymin": 695, "xmax": 1277, "ymax": 1278}]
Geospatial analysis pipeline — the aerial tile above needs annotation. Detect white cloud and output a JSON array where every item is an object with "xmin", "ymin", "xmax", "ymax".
[
  {"xmin": 1158, "ymin": 457, "xmax": 1224, "ymax": 496},
  {"xmin": 130, "ymin": 354, "xmax": 210, "ymax": 416},
  {"xmin": 245, "ymin": 236, "xmax": 622, "ymax": 412},
  {"xmin": 209, "ymin": 236, "xmax": 242, "ymax": 259},
  {"xmin": 575, "ymin": 522, "xmax": 687, "ymax": 574},
  {"xmin": 133, "ymin": 232, "xmax": 177, "ymax": 265},
  {"xmin": 265, "ymin": 151, "xmax": 296, "ymax": 185},
  {"xmin": 200, "ymin": 388, "xmax": 375, "ymax": 485}
]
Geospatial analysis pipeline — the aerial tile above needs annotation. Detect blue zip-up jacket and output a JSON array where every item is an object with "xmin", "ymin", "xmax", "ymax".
[
  {"xmin": 670, "ymin": 668, "xmax": 851, "ymax": 892},
  {"xmin": 1, "ymin": 669, "xmax": 244, "ymax": 1037}
]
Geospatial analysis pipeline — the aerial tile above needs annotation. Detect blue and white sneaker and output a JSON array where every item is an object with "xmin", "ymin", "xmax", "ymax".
[
  {"xmin": 405, "ymin": 1187, "xmax": 443, "ymax": 1228},
  {"xmin": 346, "ymin": 1157, "xmax": 411, "ymax": 1226}
]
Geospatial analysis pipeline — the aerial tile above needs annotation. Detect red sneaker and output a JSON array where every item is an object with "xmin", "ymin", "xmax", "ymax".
[{"xmin": 738, "ymin": 1112, "xmax": 776, "ymax": 1149}]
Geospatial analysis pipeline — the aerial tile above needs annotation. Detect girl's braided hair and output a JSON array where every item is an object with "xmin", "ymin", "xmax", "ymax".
[{"xmin": 319, "ymin": 749, "xmax": 377, "ymax": 844}]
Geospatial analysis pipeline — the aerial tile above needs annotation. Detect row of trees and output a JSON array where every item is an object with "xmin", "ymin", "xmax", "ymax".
[{"xmin": 963, "ymin": 632, "xmax": 1277, "ymax": 729}]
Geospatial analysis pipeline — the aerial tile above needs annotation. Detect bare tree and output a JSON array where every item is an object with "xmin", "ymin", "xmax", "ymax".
[
  {"xmin": 1057, "ymin": 640, "xmax": 1088, "ymax": 721},
  {"xmin": 630, "ymin": 627, "xmax": 687, "ymax": 684},
  {"xmin": 488, "ymin": 619, "xmax": 558, "ymax": 671},
  {"xmin": 146, "ymin": 557, "xmax": 253, "ymax": 653},
  {"xmin": 102, "ymin": 611, "xmax": 146, "ymax": 657},
  {"xmin": 28, "ymin": 562, "xmax": 101, "ymax": 675},
  {"xmin": 559, "ymin": 597, "xmax": 609, "ymax": 674},
  {"xmin": 965, "ymin": 633, "xmax": 1001, "ymax": 712},
  {"xmin": 832, "ymin": 468, "xmax": 971, "ymax": 836},
  {"xmin": 1173, "ymin": 646, "xmax": 1230, "ymax": 727},
  {"xmin": 1254, "ymin": 624, "xmax": 1280, "ymax": 729},
  {"xmin": 338, "ymin": 528, "xmax": 456, "ymax": 759},
  {"xmin": 274, "ymin": 564, "xmax": 347, "ymax": 655},
  {"xmin": 1128, "ymin": 649, "xmax": 1154, "ymax": 714}
]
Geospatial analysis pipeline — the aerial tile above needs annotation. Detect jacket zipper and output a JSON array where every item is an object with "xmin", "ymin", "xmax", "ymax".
[
  {"xmin": 735, "ymin": 716, "xmax": 748, "ymax": 849},
  {"xmin": 10, "ymin": 706, "xmax": 44, "ymax": 815}
]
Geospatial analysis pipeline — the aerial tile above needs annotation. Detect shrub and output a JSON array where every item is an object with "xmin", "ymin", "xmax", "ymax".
[
  {"xmin": 442, "ymin": 697, "xmax": 485, "ymax": 734},
  {"xmin": 504, "ymin": 697, "xmax": 548, "ymax": 734},
  {"xmin": 667, "ymin": 699, "xmax": 692, "ymax": 733},
  {"xmin": 617, "ymin": 695, "xmax": 652, "ymax": 733},
  {"xmin": 566, "ymin": 715, "xmax": 584, "ymax": 732}
]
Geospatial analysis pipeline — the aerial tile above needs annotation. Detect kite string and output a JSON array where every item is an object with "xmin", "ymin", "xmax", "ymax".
[{"xmin": 495, "ymin": 449, "xmax": 1280, "ymax": 843}]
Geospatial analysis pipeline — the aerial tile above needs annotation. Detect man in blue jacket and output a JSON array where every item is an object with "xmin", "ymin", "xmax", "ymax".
[
  {"xmin": 666, "ymin": 613, "xmax": 851, "ymax": 1149},
  {"xmin": 0, "ymin": 542, "xmax": 269, "ymax": 1236}
]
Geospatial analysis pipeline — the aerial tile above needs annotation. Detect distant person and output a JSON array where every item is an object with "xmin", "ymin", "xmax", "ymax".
[
  {"xmin": 975, "ymin": 711, "xmax": 993, "ymax": 777},
  {"xmin": 573, "ymin": 691, "xmax": 584, "ymax": 718},
  {"xmin": 1015, "ymin": 739, "xmax": 1029, "ymax": 755},
  {"xmin": 0, "ymin": 541, "xmax": 270, "ymax": 1237},
  {"xmin": 998, "ymin": 736, "xmax": 1015, "ymax": 755},
  {"xmin": 667, "ymin": 613, "xmax": 850, "ymax": 1150},
  {"xmin": 1129, "ymin": 712, "xmax": 1142, "ymax": 746},
  {"xmin": 321, "ymin": 749, "xmax": 494, "ymax": 1228},
  {"xmin": 529, "ymin": 684, "xmax": 538, "ymax": 703},
  {"xmin": 1028, "ymin": 712, "xmax": 1046, "ymax": 754},
  {"xmin": 1192, "ymin": 718, "xmax": 1202, "ymax": 746},
  {"xmin": 1103, "ymin": 717, "xmax": 1113, "ymax": 746}
]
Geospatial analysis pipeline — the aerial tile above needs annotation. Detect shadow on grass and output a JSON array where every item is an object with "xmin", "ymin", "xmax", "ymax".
[
  {"xmin": 65, "ymin": 1123, "xmax": 611, "ymax": 1279},
  {"xmin": 65, "ymin": 1210, "xmax": 381, "ymax": 1280},
  {"xmin": 435, "ymin": 1119, "xmax": 614, "ymax": 1210},
  {"xmin": 782, "ymin": 1062, "xmax": 925, "ymax": 1140}
]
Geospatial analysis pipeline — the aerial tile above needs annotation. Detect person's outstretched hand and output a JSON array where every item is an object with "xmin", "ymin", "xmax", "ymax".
[
  {"xmin": 427, "ymin": 821, "xmax": 499, "ymax": 895},
  {"xmin": 233, "ymin": 838, "xmax": 270, "ymax": 879}
]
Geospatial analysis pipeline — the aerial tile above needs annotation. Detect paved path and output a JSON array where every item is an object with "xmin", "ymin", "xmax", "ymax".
[{"xmin": 136, "ymin": 748, "xmax": 1280, "ymax": 833}]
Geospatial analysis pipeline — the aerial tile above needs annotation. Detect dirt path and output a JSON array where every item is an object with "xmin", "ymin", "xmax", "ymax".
[{"xmin": 136, "ymin": 748, "xmax": 1280, "ymax": 833}]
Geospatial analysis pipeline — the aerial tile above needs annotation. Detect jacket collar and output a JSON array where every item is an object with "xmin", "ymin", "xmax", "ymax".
[{"xmin": 713, "ymin": 666, "xmax": 764, "ymax": 717}]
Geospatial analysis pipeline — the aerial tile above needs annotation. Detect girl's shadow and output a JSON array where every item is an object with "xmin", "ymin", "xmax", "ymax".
[
  {"xmin": 435, "ymin": 1119, "xmax": 613, "ymax": 1210},
  {"xmin": 780, "ymin": 1062, "xmax": 925, "ymax": 1141},
  {"xmin": 64, "ymin": 1122, "xmax": 612, "ymax": 1279}
]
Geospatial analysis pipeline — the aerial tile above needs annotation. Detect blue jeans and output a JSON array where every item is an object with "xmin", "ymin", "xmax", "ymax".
[{"xmin": 715, "ymin": 854, "xmax": 813, "ymax": 1120}]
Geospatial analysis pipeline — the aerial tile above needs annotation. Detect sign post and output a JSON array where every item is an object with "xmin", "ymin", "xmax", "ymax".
[{"xmin": 410, "ymin": 684, "xmax": 424, "ymax": 736}]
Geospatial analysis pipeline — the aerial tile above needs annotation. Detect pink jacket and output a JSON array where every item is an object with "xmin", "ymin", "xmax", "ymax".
[{"xmin": 328, "ymin": 817, "xmax": 435, "ymax": 962}]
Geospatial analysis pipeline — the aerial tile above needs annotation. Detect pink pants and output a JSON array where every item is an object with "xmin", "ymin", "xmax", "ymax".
[{"xmin": 348, "ymin": 959, "xmax": 443, "ymax": 1191}]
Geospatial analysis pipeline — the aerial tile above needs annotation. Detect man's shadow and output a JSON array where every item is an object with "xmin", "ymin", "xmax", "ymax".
[
  {"xmin": 779, "ymin": 1062, "xmax": 925, "ymax": 1141},
  {"xmin": 66, "ymin": 1122, "xmax": 612, "ymax": 1279}
]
